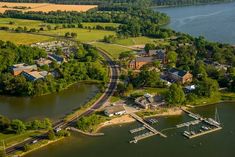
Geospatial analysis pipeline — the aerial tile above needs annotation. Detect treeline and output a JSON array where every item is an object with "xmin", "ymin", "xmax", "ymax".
[
  {"xmin": 0, "ymin": 41, "xmax": 108, "ymax": 96},
  {"xmin": 0, "ymin": 0, "xmax": 151, "ymax": 5},
  {"xmin": 0, "ymin": 115, "xmax": 52, "ymax": 134}
]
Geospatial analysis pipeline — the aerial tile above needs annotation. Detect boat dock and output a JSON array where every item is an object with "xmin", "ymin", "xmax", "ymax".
[
  {"xmin": 176, "ymin": 119, "xmax": 201, "ymax": 128},
  {"xmin": 130, "ymin": 127, "xmax": 146, "ymax": 134},
  {"xmin": 129, "ymin": 113, "xmax": 167, "ymax": 143}
]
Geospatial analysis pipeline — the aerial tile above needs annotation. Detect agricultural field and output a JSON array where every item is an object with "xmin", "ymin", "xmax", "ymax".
[
  {"xmin": 44, "ymin": 28, "xmax": 116, "ymax": 42},
  {"xmin": 92, "ymin": 42, "xmax": 132, "ymax": 58},
  {"xmin": 0, "ymin": 2, "xmax": 97, "ymax": 13},
  {"xmin": 0, "ymin": 30, "xmax": 53, "ymax": 45}
]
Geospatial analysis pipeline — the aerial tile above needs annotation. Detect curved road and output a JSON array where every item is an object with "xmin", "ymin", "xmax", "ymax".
[{"xmin": 5, "ymin": 47, "xmax": 119, "ymax": 156}]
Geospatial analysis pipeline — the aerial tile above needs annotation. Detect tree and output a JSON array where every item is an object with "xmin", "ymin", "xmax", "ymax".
[
  {"xmin": 167, "ymin": 51, "xmax": 177, "ymax": 67},
  {"xmin": 47, "ymin": 130, "xmax": 56, "ymax": 140},
  {"xmin": 144, "ymin": 43, "xmax": 155, "ymax": 52},
  {"xmin": 166, "ymin": 84, "xmax": 185, "ymax": 106},
  {"xmin": 10, "ymin": 119, "xmax": 26, "ymax": 134},
  {"xmin": 0, "ymin": 115, "xmax": 10, "ymax": 131},
  {"xmin": 71, "ymin": 32, "xmax": 77, "ymax": 38},
  {"xmin": 22, "ymin": 144, "xmax": 30, "ymax": 152},
  {"xmin": 65, "ymin": 32, "xmax": 70, "ymax": 38},
  {"xmin": 195, "ymin": 78, "xmax": 219, "ymax": 97}
]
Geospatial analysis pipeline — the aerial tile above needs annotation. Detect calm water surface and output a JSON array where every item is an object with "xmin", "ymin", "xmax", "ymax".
[
  {"xmin": 0, "ymin": 84, "xmax": 99, "ymax": 120},
  {"xmin": 157, "ymin": 2, "xmax": 235, "ymax": 44},
  {"xmin": 25, "ymin": 103, "xmax": 235, "ymax": 157}
]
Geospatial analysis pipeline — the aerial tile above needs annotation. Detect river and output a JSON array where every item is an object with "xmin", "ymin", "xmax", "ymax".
[
  {"xmin": 25, "ymin": 103, "xmax": 235, "ymax": 157},
  {"xmin": 0, "ymin": 83, "xmax": 99, "ymax": 121},
  {"xmin": 156, "ymin": 2, "xmax": 235, "ymax": 44},
  {"xmin": 12, "ymin": 3, "xmax": 235, "ymax": 157}
]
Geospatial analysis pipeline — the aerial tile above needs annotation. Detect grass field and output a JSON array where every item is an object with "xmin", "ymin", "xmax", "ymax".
[
  {"xmin": 91, "ymin": 42, "xmax": 132, "ymax": 58},
  {"xmin": 0, "ymin": 2, "xmax": 96, "ymax": 13},
  {"xmin": 0, "ymin": 30, "xmax": 53, "ymax": 45},
  {"xmin": 0, "ymin": 18, "xmax": 49, "ymax": 29},
  {"xmin": 114, "ymin": 37, "xmax": 169, "ymax": 46},
  {"xmin": 44, "ymin": 28, "xmax": 116, "ymax": 42},
  {"xmin": 0, "ymin": 130, "xmax": 45, "ymax": 147}
]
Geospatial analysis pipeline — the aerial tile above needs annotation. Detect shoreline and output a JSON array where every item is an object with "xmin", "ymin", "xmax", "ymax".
[
  {"xmin": 152, "ymin": 1, "xmax": 234, "ymax": 9},
  {"xmin": 15, "ymin": 99, "xmax": 235, "ymax": 156},
  {"xmin": 20, "ymin": 137, "xmax": 65, "ymax": 157}
]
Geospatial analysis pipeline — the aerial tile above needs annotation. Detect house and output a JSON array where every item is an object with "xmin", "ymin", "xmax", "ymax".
[
  {"xmin": 129, "ymin": 57, "xmax": 156, "ymax": 70},
  {"xmin": 35, "ymin": 58, "xmax": 52, "ymax": 66},
  {"xmin": 10, "ymin": 63, "xmax": 37, "ymax": 76},
  {"xmin": 155, "ymin": 49, "xmax": 167, "ymax": 64},
  {"xmin": 184, "ymin": 85, "xmax": 196, "ymax": 93},
  {"xmin": 21, "ymin": 71, "xmax": 49, "ymax": 81},
  {"xmin": 48, "ymin": 54, "xmax": 66, "ymax": 64},
  {"xmin": 135, "ymin": 93, "xmax": 154, "ymax": 109},
  {"xmin": 104, "ymin": 105, "xmax": 126, "ymax": 117},
  {"xmin": 167, "ymin": 68, "xmax": 193, "ymax": 84}
]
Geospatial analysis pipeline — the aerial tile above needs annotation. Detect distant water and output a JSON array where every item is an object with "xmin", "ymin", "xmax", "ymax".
[
  {"xmin": 156, "ymin": 2, "xmax": 235, "ymax": 44},
  {"xmin": 25, "ymin": 103, "xmax": 235, "ymax": 157}
]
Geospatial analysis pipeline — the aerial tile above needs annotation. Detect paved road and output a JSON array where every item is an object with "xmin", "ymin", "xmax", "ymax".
[{"xmin": 5, "ymin": 47, "xmax": 119, "ymax": 156}]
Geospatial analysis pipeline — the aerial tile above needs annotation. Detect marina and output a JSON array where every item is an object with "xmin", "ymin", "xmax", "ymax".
[
  {"xmin": 128, "ymin": 113, "xmax": 167, "ymax": 143},
  {"xmin": 181, "ymin": 108, "xmax": 222, "ymax": 139}
]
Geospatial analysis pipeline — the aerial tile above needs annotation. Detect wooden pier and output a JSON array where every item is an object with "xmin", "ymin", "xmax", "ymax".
[{"xmin": 129, "ymin": 113, "xmax": 167, "ymax": 143}]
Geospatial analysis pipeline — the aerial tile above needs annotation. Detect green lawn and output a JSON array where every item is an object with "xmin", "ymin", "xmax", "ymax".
[
  {"xmin": 0, "ymin": 30, "xmax": 53, "ymax": 45},
  {"xmin": 0, "ymin": 18, "xmax": 53, "ymax": 29},
  {"xmin": 44, "ymin": 28, "xmax": 116, "ymax": 42},
  {"xmin": 91, "ymin": 42, "xmax": 132, "ymax": 58},
  {"xmin": 0, "ymin": 131, "xmax": 45, "ymax": 147},
  {"xmin": 114, "ymin": 36, "xmax": 154, "ymax": 46}
]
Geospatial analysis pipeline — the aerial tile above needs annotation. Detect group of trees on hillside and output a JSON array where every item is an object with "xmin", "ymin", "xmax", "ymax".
[{"xmin": 0, "ymin": 41, "xmax": 108, "ymax": 96}]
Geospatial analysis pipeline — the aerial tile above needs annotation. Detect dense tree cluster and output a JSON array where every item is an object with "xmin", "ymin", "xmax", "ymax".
[
  {"xmin": 0, "ymin": 115, "xmax": 52, "ymax": 134},
  {"xmin": 0, "ymin": 41, "xmax": 108, "ymax": 96}
]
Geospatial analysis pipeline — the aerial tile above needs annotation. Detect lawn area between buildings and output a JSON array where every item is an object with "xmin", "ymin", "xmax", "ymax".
[
  {"xmin": 0, "ymin": 30, "xmax": 53, "ymax": 45},
  {"xmin": 91, "ymin": 42, "xmax": 132, "ymax": 58}
]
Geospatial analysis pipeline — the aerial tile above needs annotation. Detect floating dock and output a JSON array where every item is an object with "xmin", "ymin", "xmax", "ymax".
[
  {"xmin": 180, "ymin": 108, "xmax": 222, "ymax": 139},
  {"xmin": 130, "ymin": 127, "xmax": 146, "ymax": 134},
  {"xmin": 183, "ymin": 126, "xmax": 222, "ymax": 139},
  {"xmin": 130, "ymin": 132, "xmax": 156, "ymax": 143},
  {"xmin": 176, "ymin": 120, "xmax": 201, "ymax": 128}
]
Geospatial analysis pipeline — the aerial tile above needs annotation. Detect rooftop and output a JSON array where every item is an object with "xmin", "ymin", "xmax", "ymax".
[
  {"xmin": 168, "ymin": 68, "xmax": 188, "ymax": 77},
  {"xmin": 136, "ymin": 57, "xmax": 156, "ymax": 63}
]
